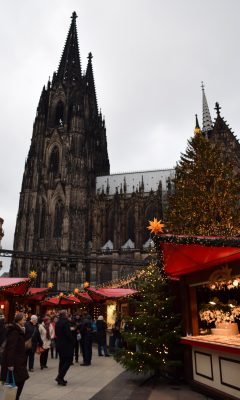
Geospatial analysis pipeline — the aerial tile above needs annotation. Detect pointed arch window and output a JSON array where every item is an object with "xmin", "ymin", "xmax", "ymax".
[
  {"xmin": 127, "ymin": 208, "xmax": 135, "ymax": 242},
  {"xmin": 54, "ymin": 200, "xmax": 64, "ymax": 238},
  {"xmin": 107, "ymin": 209, "xmax": 115, "ymax": 242},
  {"xmin": 39, "ymin": 202, "xmax": 46, "ymax": 238},
  {"xmin": 55, "ymin": 101, "xmax": 64, "ymax": 126},
  {"xmin": 49, "ymin": 146, "xmax": 59, "ymax": 175}
]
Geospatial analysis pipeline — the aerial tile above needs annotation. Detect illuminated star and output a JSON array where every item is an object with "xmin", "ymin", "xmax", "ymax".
[
  {"xmin": 29, "ymin": 270, "xmax": 37, "ymax": 279},
  {"xmin": 147, "ymin": 218, "xmax": 165, "ymax": 234}
]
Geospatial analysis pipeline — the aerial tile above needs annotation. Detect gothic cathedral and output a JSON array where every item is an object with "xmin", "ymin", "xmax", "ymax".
[
  {"xmin": 10, "ymin": 13, "xmax": 172, "ymax": 289},
  {"xmin": 11, "ymin": 13, "xmax": 239, "ymax": 289}
]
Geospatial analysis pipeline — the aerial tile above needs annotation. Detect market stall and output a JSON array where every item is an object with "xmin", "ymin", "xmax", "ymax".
[
  {"xmin": 85, "ymin": 287, "xmax": 137, "ymax": 326},
  {"xmin": 16, "ymin": 287, "xmax": 49, "ymax": 315},
  {"xmin": 0, "ymin": 277, "xmax": 31, "ymax": 321},
  {"xmin": 156, "ymin": 234, "xmax": 240, "ymax": 400}
]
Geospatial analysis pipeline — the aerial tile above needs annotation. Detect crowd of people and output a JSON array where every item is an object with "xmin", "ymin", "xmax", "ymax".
[{"xmin": 0, "ymin": 309, "xmax": 124, "ymax": 400}]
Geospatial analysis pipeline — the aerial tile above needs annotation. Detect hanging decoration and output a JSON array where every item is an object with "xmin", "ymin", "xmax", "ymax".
[
  {"xmin": 147, "ymin": 218, "xmax": 165, "ymax": 235},
  {"xmin": 153, "ymin": 234, "xmax": 240, "ymax": 248},
  {"xmin": 83, "ymin": 281, "xmax": 90, "ymax": 289},
  {"xmin": 47, "ymin": 282, "xmax": 54, "ymax": 289},
  {"xmin": 74, "ymin": 288, "xmax": 79, "ymax": 294},
  {"xmin": 28, "ymin": 270, "xmax": 37, "ymax": 280}
]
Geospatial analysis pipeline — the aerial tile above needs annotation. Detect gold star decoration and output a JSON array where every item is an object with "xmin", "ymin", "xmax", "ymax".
[
  {"xmin": 147, "ymin": 218, "xmax": 165, "ymax": 234},
  {"xmin": 48, "ymin": 282, "xmax": 54, "ymax": 289},
  {"xmin": 29, "ymin": 270, "xmax": 37, "ymax": 279},
  {"xmin": 83, "ymin": 281, "xmax": 90, "ymax": 289},
  {"xmin": 74, "ymin": 288, "xmax": 79, "ymax": 294}
]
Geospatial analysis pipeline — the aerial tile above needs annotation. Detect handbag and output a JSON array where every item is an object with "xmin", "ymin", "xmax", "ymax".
[
  {"xmin": 24, "ymin": 338, "xmax": 32, "ymax": 350},
  {"xmin": 2, "ymin": 371, "xmax": 17, "ymax": 400},
  {"xmin": 35, "ymin": 346, "xmax": 44, "ymax": 354},
  {"xmin": 25, "ymin": 327, "xmax": 36, "ymax": 350}
]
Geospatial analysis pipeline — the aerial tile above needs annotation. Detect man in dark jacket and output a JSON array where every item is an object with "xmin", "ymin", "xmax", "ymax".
[
  {"xmin": 25, "ymin": 315, "xmax": 43, "ymax": 372},
  {"xmin": 55, "ymin": 310, "xmax": 74, "ymax": 386},
  {"xmin": 80, "ymin": 312, "xmax": 93, "ymax": 366}
]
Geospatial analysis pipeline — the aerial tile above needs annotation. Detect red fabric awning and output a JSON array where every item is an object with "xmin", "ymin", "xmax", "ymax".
[
  {"xmin": 0, "ymin": 278, "xmax": 31, "ymax": 296},
  {"xmin": 86, "ymin": 287, "xmax": 137, "ymax": 301},
  {"xmin": 40, "ymin": 295, "xmax": 81, "ymax": 306},
  {"xmin": 76, "ymin": 291, "xmax": 93, "ymax": 302},
  {"xmin": 22, "ymin": 287, "xmax": 49, "ymax": 301},
  {"xmin": 159, "ymin": 238, "xmax": 240, "ymax": 277}
]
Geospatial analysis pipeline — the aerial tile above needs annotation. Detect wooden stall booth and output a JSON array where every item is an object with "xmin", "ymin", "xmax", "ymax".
[
  {"xmin": 85, "ymin": 287, "xmax": 137, "ymax": 327},
  {"xmin": 0, "ymin": 278, "xmax": 31, "ymax": 321},
  {"xmin": 157, "ymin": 235, "xmax": 240, "ymax": 400},
  {"xmin": 16, "ymin": 287, "xmax": 49, "ymax": 316}
]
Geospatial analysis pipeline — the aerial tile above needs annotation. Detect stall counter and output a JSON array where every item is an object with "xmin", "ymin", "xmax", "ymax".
[{"xmin": 181, "ymin": 335, "xmax": 240, "ymax": 399}]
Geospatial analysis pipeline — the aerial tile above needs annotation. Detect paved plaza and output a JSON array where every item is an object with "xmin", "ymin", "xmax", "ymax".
[{"xmin": 14, "ymin": 345, "xmax": 215, "ymax": 400}]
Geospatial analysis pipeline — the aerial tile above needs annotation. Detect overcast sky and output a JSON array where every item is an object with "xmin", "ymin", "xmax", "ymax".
[{"xmin": 1, "ymin": 0, "xmax": 240, "ymax": 272}]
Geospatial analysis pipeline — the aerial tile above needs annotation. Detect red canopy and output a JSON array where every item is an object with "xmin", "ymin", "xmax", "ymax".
[
  {"xmin": 0, "ymin": 278, "xmax": 31, "ymax": 296},
  {"xmin": 86, "ymin": 287, "xmax": 137, "ymax": 301},
  {"xmin": 22, "ymin": 287, "xmax": 49, "ymax": 301},
  {"xmin": 40, "ymin": 295, "xmax": 81, "ymax": 306},
  {"xmin": 76, "ymin": 291, "xmax": 93, "ymax": 302},
  {"xmin": 158, "ymin": 235, "xmax": 240, "ymax": 277}
]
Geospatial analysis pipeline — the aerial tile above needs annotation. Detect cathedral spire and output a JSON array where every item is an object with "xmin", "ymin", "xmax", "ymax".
[
  {"xmin": 57, "ymin": 11, "xmax": 81, "ymax": 84},
  {"xmin": 85, "ymin": 52, "xmax": 98, "ymax": 116},
  {"xmin": 201, "ymin": 82, "xmax": 213, "ymax": 134}
]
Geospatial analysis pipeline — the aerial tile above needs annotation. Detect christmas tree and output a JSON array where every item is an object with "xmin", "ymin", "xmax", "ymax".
[
  {"xmin": 166, "ymin": 132, "xmax": 240, "ymax": 236},
  {"xmin": 114, "ymin": 225, "xmax": 182, "ymax": 376}
]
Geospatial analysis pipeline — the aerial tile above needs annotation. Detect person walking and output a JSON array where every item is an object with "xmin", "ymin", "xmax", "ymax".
[
  {"xmin": 55, "ymin": 309, "xmax": 74, "ymax": 386},
  {"xmin": 74, "ymin": 314, "xmax": 82, "ymax": 363},
  {"xmin": 96, "ymin": 315, "xmax": 109, "ymax": 357},
  {"xmin": 0, "ymin": 310, "xmax": 6, "ymax": 365},
  {"xmin": 80, "ymin": 312, "xmax": 93, "ymax": 366},
  {"xmin": 25, "ymin": 315, "xmax": 43, "ymax": 372},
  {"xmin": 50, "ymin": 315, "xmax": 58, "ymax": 359},
  {"xmin": 38, "ymin": 316, "xmax": 53, "ymax": 369},
  {"xmin": 1, "ymin": 313, "xmax": 29, "ymax": 400}
]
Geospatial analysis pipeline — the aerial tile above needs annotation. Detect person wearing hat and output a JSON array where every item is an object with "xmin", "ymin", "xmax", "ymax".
[
  {"xmin": 96, "ymin": 315, "xmax": 109, "ymax": 357},
  {"xmin": 1, "ymin": 312, "xmax": 29, "ymax": 400},
  {"xmin": 25, "ymin": 315, "xmax": 43, "ymax": 372}
]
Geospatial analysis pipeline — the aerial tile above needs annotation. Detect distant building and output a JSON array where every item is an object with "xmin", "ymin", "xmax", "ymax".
[{"xmin": 10, "ymin": 14, "xmax": 240, "ymax": 289}]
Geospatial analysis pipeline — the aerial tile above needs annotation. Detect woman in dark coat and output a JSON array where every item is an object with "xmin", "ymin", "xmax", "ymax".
[
  {"xmin": 96, "ymin": 315, "xmax": 109, "ymax": 357},
  {"xmin": 1, "ymin": 312, "xmax": 29, "ymax": 400}
]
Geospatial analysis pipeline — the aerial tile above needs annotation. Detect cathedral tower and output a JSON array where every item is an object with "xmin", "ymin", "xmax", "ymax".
[{"xmin": 10, "ymin": 12, "xmax": 109, "ymax": 289}]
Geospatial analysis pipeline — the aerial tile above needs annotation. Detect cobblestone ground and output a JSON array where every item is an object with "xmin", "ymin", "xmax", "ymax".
[{"xmin": 6, "ymin": 346, "xmax": 214, "ymax": 400}]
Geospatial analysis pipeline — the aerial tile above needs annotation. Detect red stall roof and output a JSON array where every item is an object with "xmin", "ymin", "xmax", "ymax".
[
  {"xmin": 41, "ymin": 295, "xmax": 81, "ymax": 306},
  {"xmin": 86, "ymin": 287, "xmax": 137, "ymax": 301},
  {"xmin": 0, "ymin": 278, "xmax": 30, "ymax": 296},
  {"xmin": 158, "ymin": 235, "xmax": 240, "ymax": 277},
  {"xmin": 23, "ymin": 287, "xmax": 49, "ymax": 301}
]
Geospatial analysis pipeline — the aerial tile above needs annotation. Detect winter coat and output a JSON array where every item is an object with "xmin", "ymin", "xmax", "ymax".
[
  {"xmin": 25, "ymin": 321, "xmax": 43, "ymax": 352},
  {"xmin": 0, "ymin": 319, "xmax": 6, "ymax": 346},
  {"xmin": 55, "ymin": 316, "xmax": 74, "ymax": 358},
  {"xmin": 96, "ymin": 320, "xmax": 107, "ymax": 345},
  {"xmin": 0, "ymin": 323, "xmax": 29, "ymax": 385},
  {"xmin": 38, "ymin": 322, "xmax": 54, "ymax": 350}
]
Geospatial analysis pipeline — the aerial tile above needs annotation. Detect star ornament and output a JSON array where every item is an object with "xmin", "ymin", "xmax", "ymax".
[
  {"xmin": 29, "ymin": 270, "xmax": 37, "ymax": 279},
  {"xmin": 147, "ymin": 218, "xmax": 165, "ymax": 235}
]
